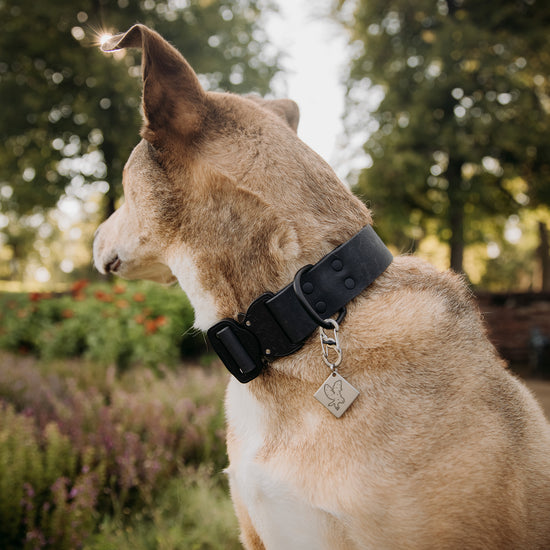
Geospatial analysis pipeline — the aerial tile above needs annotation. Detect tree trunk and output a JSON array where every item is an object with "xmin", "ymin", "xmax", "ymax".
[
  {"xmin": 447, "ymin": 158, "xmax": 465, "ymax": 273},
  {"xmin": 102, "ymin": 139, "xmax": 118, "ymax": 221},
  {"xmin": 539, "ymin": 221, "xmax": 550, "ymax": 292},
  {"xmin": 449, "ymin": 206, "xmax": 464, "ymax": 273}
]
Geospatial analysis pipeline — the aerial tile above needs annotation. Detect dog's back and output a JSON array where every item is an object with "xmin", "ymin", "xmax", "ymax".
[
  {"xmin": 94, "ymin": 25, "xmax": 550, "ymax": 549},
  {"xmin": 340, "ymin": 257, "xmax": 550, "ymax": 548},
  {"xmin": 226, "ymin": 255, "xmax": 550, "ymax": 549}
]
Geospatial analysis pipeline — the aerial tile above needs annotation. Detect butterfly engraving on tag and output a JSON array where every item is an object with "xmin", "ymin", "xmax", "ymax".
[
  {"xmin": 314, "ymin": 371, "xmax": 360, "ymax": 418},
  {"xmin": 324, "ymin": 379, "xmax": 345, "ymax": 411}
]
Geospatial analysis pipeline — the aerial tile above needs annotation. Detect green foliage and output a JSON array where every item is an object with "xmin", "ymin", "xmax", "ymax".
[
  {"xmin": 0, "ymin": 280, "xmax": 204, "ymax": 367},
  {"xmin": 0, "ymin": 352, "xmax": 231, "ymax": 549},
  {"xmin": 338, "ymin": 0, "xmax": 550, "ymax": 275},
  {"xmin": 0, "ymin": 0, "xmax": 279, "ymax": 279},
  {"xmin": 0, "ymin": 404, "xmax": 99, "ymax": 549},
  {"xmin": 87, "ymin": 469, "xmax": 240, "ymax": 550}
]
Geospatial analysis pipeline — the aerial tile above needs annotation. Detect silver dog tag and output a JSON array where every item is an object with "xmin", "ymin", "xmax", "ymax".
[{"xmin": 314, "ymin": 371, "xmax": 359, "ymax": 418}]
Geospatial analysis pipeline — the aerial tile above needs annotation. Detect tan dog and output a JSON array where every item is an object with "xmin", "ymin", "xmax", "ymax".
[{"xmin": 93, "ymin": 25, "xmax": 550, "ymax": 549}]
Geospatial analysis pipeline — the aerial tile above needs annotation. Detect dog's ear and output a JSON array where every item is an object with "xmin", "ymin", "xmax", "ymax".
[
  {"xmin": 247, "ymin": 97, "xmax": 300, "ymax": 133},
  {"xmin": 102, "ymin": 24, "xmax": 206, "ymax": 144},
  {"xmin": 268, "ymin": 99, "xmax": 300, "ymax": 132}
]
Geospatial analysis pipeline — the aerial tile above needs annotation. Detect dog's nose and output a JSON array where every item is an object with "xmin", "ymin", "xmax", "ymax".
[{"xmin": 105, "ymin": 255, "xmax": 121, "ymax": 273}]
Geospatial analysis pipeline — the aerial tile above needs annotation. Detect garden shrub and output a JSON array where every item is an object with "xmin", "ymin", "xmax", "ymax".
[
  {"xmin": 0, "ymin": 352, "xmax": 230, "ymax": 549},
  {"xmin": 0, "ymin": 280, "xmax": 205, "ymax": 368},
  {"xmin": 86, "ymin": 468, "xmax": 241, "ymax": 550},
  {"xmin": 0, "ymin": 404, "xmax": 100, "ymax": 549}
]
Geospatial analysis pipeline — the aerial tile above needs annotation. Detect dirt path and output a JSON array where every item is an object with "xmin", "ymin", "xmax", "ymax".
[{"xmin": 526, "ymin": 380, "xmax": 550, "ymax": 420}]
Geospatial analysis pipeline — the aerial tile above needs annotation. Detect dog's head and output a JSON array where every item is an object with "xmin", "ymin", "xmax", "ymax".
[{"xmin": 93, "ymin": 25, "xmax": 370, "ymax": 329}]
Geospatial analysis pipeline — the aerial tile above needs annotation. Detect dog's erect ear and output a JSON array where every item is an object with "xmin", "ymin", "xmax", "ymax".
[
  {"xmin": 247, "ymin": 96, "xmax": 300, "ymax": 133},
  {"xmin": 102, "ymin": 24, "xmax": 206, "ymax": 143},
  {"xmin": 265, "ymin": 99, "xmax": 300, "ymax": 132},
  {"xmin": 268, "ymin": 99, "xmax": 300, "ymax": 133}
]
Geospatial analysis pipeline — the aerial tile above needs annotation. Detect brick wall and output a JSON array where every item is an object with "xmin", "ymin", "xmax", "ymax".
[{"xmin": 476, "ymin": 292, "xmax": 550, "ymax": 373}]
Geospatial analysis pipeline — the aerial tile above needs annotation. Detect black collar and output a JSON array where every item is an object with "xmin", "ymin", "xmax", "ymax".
[{"xmin": 207, "ymin": 225, "xmax": 393, "ymax": 383}]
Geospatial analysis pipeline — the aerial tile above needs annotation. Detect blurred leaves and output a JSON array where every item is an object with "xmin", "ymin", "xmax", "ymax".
[
  {"xmin": 0, "ymin": 0, "xmax": 279, "ymax": 278},
  {"xmin": 338, "ymin": 0, "xmax": 550, "ymax": 276}
]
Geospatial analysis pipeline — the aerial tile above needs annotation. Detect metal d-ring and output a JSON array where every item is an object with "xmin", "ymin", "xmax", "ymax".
[{"xmin": 293, "ymin": 265, "xmax": 347, "ymax": 330}]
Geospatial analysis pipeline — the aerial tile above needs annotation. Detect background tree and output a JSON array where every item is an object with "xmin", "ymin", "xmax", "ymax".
[
  {"xmin": 337, "ymin": 0, "xmax": 550, "ymax": 277},
  {"xmin": 0, "ymin": 0, "xmax": 279, "ymax": 280}
]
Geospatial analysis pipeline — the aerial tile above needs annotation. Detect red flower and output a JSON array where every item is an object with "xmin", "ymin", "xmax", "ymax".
[
  {"xmin": 29, "ymin": 292, "xmax": 43, "ymax": 302},
  {"xmin": 115, "ymin": 299, "xmax": 129, "ymax": 309},
  {"xmin": 155, "ymin": 315, "xmax": 167, "ymax": 327},
  {"xmin": 71, "ymin": 280, "xmax": 89, "ymax": 294},
  {"xmin": 145, "ymin": 319, "xmax": 158, "ymax": 334},
  {"xmin": 144, "ymin": 315, "xmax": 168, "ymax": 334},
  {"xmin": 134, "ymin": 314, "xmax": 145, "ymax": 324},
  {"xmin": 113, "ymin": 284, "xmax": 126, "ymax": 294},
  {"xmin": 132, "ymin": 292, "xmax": 146, "ymax": 302},
  {"xmin": 94, "ymin": 290, "xmax": 113, "ymax": 302},
  {"xmin": 61, "ymin": 309, "xmax": 75, "ymax": 319}
]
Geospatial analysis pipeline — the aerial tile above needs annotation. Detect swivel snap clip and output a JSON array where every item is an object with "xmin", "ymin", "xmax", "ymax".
[{"xmin": 319, "ymin": 318, "xmax": 342, "ymax": 370}]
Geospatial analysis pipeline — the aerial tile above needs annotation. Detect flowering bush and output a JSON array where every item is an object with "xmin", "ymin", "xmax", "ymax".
[
  {"xmin": 87, "ymin": 467, "xmax": 241, "ymax": 550},
  {"xmin": 0, "ymin": 280, "xmax": 205, "ymax": 368},
  {"xmin": 0, "ymin": 352, "xmax": 232, "ymax": 549},
  {"xmin": 0, "ymin": 406, "xmax": 99, "ymax": 549},
  {"xmin": 0, "ymin": 281, "xmax": 235, "ymax": 548}
]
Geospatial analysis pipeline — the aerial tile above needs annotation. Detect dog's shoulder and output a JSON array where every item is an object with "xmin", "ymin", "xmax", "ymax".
[
  {"xmin": 353, "ymin": 255, "xmax": 480, "ymax": 338},
  {"xmin": 373, "ymin": 255, "xmax": 474, "ymax": 309}
]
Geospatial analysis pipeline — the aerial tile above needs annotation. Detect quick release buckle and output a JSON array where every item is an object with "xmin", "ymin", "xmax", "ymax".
[
  {"xmin": 207, "ymin": 293, "xmax": 304, "ymax": 383},
  {"xmin": 207, "ymin": 318, "xmax": 264, "ymax": 383}
]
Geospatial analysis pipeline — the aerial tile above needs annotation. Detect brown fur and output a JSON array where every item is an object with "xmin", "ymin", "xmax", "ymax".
[{"xmin": 94, "ymin": 25, "xmax": 550, "ymax": 549}]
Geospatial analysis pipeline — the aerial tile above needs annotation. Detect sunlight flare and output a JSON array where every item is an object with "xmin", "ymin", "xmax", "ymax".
[{"xmin": 99, "ymin": 33, "xmax": 113, "ymax": 48}]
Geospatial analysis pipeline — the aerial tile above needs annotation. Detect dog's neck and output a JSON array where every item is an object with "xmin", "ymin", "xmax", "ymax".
[
  {"xmin": 167, "ymin": 219, "xmax": 372, "ymax": 332},
  {"xmin": 207, "ymin": 224, "xmax": 394, "ymax": 384},
  {"xmin": 165, "ymin": 160, "xmax": 372, "ymax": 330}
]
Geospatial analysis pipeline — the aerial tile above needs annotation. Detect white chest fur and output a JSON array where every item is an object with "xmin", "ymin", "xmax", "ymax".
[
  {"xmin": 167, "ymin": 250, "xmax": 220, "ymax": 331},
  {"xmin": 225, "ymin": 378, "xmax": 334, "ymax": 550}
]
